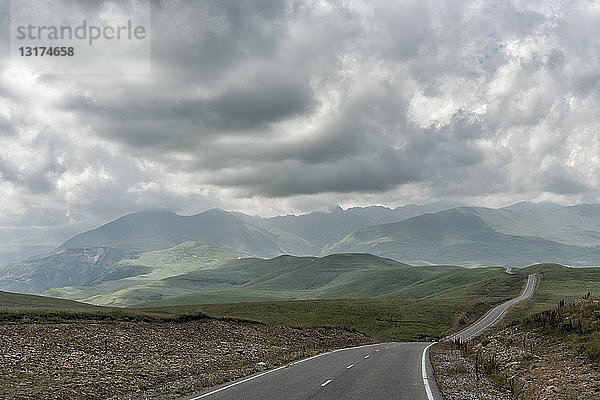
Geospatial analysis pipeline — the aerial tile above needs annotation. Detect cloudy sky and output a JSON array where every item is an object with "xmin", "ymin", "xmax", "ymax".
[{"xmin": 0, "ymin": 0, "xmax": 599, "ymax": 255}]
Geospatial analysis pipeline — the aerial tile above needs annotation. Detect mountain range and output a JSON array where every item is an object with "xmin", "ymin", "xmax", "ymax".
[{"xmin": 1, "ymin": 201, "xmax": 600, "ymax": 300}]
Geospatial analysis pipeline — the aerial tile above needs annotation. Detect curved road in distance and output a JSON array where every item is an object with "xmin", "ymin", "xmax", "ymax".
[
  {"xmin": 449, "ymin": 273, "xmax": 538, "ymax": 342},
  {"xmin": 182, "ymin": 273, "xmax": 537, "ymax": 400}
]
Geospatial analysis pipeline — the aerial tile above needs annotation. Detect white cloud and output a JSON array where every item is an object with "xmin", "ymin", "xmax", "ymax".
[{"xmin": 0, "ymin": 0, "xmax": 599, "ymax": 251}]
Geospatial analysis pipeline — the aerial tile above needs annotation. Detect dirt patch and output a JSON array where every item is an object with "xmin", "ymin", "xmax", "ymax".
[{"xmin": 0, "ymin": 319, "xmax": 373, "ymax": 399}]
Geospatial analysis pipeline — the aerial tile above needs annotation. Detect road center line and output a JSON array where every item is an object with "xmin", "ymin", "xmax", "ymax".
[
  {"xmin": 346, "ymin": 364, "xmax": 354, "ymax": 369},
  {"xmin": 321, "ymin": 379, "xmax": 332, "ymax": 387},
  {"xmin": 189, "ymin": 343, "xmax": 381, "ymax": 399}
]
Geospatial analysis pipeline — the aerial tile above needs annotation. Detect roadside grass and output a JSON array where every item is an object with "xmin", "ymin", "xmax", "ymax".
[
  {"xmin": 0, "ymin": 290, "xmax": 215, "ymax": 323},
  {"xmin": 139, "ymin": 296, "xmax": 520, "ymax": 342},
  {"xmin": 521, "ymin": 295, "xmax": 600, "ymax": 363},
  {"xmin": 0, "ymin": 291, "xmax": 104, "ymax": 311},
  {"xmin": 0, "ymin": 309, "xmax": 205, "ymax": 323}
]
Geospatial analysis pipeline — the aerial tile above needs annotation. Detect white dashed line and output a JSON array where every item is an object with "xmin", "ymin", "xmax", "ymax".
[
  {"xmin": 375, "ymin": 349, "xmax": 380, "ymax": 352},
  {"xmin": 321, "ymin": 380, "xmax": 332, "ymax": 387},
  {"xmin": 364, "ymin": 355, "xmax": 370, "ymax": 359},
  {"xmin": 346, "ymin": 364, "xmax": 354, "ymax": 369},
  {"xmin": 189, "ymin": 343, "xmax": 381, "ymax": 399}
]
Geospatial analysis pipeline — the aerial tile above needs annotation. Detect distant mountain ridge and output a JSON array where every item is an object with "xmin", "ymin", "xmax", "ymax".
[
  {"xmin": 58, "ymin": 203, "xmax": 459, "ymax": 258},
  {"xmin": 3, "ymin": 201, "xmax": 600, "ymax": 295},
  {"xmin": 59, "ymin": 209, "xmax": 314, "ymax": 256},
  {"xmin": 324, "ymin": 207, "xmax": 600, "ymax": 267}
]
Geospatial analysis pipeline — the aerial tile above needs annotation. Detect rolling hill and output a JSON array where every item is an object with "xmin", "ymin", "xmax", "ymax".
[
  {"xmin": 135, "ymin": 258, "xmax": 523, "ymax": 308},
  {"xmin": 45, "ymin": 253, "xmax": 421, "ymax": 306},
  {"xmin": 4, "ymin": 201, "xmax": 600, "ymax": 297},
  {"xmin": 0, "ymin": 290, "xmax": 104, "ymax": 311},
  {"xmin": 50, "ymin": 252, "xmax": 524, "ymax": 308}
]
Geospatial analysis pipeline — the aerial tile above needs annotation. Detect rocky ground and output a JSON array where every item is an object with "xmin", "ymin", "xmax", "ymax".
[
  {"xmin": 0, "ymin": 319, "xmax": 373, "ymax": 399},
  {"xmin": 431, "ymin": 324, "xmax": 600, "ymax": 400},
  {"xmin": 430, "ymin": 342, "xmax": 512, "ymax": 400},
  {"xmin": 466, "ymin": 325, "xmax": 600, "ymax": 399}
]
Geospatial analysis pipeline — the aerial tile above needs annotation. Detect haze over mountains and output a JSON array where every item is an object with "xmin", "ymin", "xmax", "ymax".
[{"xmin": 1, "ymin": 202, "xmax": 600, "ymax": 300}]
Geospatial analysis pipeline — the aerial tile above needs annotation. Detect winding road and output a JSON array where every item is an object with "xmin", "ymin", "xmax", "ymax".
[
  {"xmin": 184, "ymin": 273, "xmax": 537, "ymax": 400},
  {"xmin": 449, "ymin": 273, "xmax": 537, "ymax": 342}
]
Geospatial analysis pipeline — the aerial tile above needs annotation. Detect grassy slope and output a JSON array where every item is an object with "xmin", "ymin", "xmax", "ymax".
[
  {"xmin": 2, "ymin": 265, "xmax": 529, "ymax": 341},
  {"xmin": 48, "ymin": 253, "xmax": 417, "ymax": 306},
  {"xmin": 507, "ymin": 263, "xmax": 600, "ymax": 321},
  {"xmin": 136, "ymin": 267, "xmax": 528, "ymax": 341},
  {"xmin": 0, "ymin": 291, "xmax": 102, "ymax": 311},
  {"xmin": 521, "ymin": 296, "xmax": 600, "ymax": 362},
  {"xmin": 137, "ymin": 264, "xmax": 521, "ymax": 307},
  {"xmin": 139, "ymin": 298, "xmax": 496, "ymax": 342},
  {"xmin": 0, "ymin": 290, "xmax": 215, "ymax": 323}
]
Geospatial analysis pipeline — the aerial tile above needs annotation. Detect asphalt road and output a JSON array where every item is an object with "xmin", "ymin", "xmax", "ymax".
[
  {"xmin": 185, "ymin": 342, "xmax": 443, "ymax": 400},
  {"xmin": 184, "ymin": 273, "xmax": 537, "ymax": 400},
  {"xmin": 449, "ymin": 273, "xmax": 538, "ymax": 341}
]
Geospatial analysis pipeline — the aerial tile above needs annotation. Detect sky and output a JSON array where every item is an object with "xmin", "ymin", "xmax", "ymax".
[{"xmin": 0, "ymin": 0, "xmax": 599, "ymax": 255}]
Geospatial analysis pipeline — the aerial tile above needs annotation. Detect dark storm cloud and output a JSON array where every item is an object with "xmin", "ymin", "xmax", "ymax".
[
  {"xmin": 49, "ymin": 0, "xmax": 598, "ymax": 201},
  {"xmin": 205, "ymin": 70, "xmax": 316, "ymax": 130},
  {"xmin": 151, "ymin": 0, "xmax": 289, "ymax": 83},
  {"xmin": 63, "ymin": 68, "xmax": 315, "ymax": 152},
  {"xmin": 1, "ymin": 0, "xmax": 600, "ymax": 240}
]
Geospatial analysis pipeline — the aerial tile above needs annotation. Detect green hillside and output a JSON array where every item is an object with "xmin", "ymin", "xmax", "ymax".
[
  {"xmin": 48, "ymin": 253, "xmax": 417, "ymax": 306},
  {"xmin": 133, "ymin": 258, "xmax": 522, "ymax": 308},
  {"xmin": 141, "ymin": 298, "xmax": 503, "ymax": 341},
  {"xmin": 139, "ymin": 268, "xmax": 528, "ymax": 341}
]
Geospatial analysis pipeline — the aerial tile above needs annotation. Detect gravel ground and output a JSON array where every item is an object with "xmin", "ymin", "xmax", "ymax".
[
  {"xmin": 0, "ymin": 319, "xmax": 373, "ymax": 399},
  {"xmin": 470, "ymin": 326, "xmax": 600, "ymax": 400},
  {"xmin": 431, "ymin": 324, "xmax": 600, "ymax": 400},
  {"xmin": 430, "ymin": 342, "xmax": 512, "ymax": 400}
]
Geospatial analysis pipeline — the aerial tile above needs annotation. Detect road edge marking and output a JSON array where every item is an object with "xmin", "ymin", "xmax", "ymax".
[
  {"xmin": 421, "ymin": 342, "xmax": 435, "ymax": 400},
  {"xmin": 188, "ymin": 342, "xmax": 383, "ymax": 399}
]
